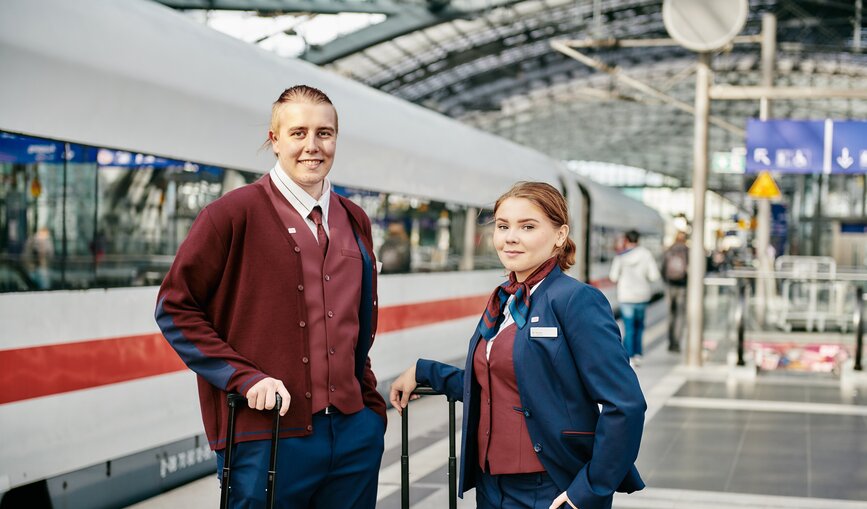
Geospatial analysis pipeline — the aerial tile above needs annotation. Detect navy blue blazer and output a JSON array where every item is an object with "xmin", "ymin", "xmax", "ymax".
[{"xmin": 416, "ymin": 266, "xmax": 646, "ymax": 509}]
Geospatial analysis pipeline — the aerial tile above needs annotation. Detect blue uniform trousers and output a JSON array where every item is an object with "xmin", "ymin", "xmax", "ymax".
[
  {"xmin": 215, "ymin": 407, "xmax": 384, "ymax": 509},
  {"xmin": 476, "ymin": 470, "xmax": 563, "ymax": 509}
]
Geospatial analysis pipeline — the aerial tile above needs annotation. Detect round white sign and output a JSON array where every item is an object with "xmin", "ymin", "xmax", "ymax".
[{"xmin": 663, "ymin": 0, "xmax": 749, "ymax": 52}]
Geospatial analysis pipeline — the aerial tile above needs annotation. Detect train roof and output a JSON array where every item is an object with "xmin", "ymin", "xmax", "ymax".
[
  {"xmin": 0, "ymin": 0, "xmax": 662, "ymax": 232},
  {"xmin": 573, "ymin": 175, "xmax": 665, "ymax": 233},
  {"xmin": 0, "ymin": 0, "xmax": 566, "ymax": 208}
]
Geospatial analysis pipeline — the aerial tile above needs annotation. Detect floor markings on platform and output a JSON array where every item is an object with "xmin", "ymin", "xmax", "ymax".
[
  {"xmin": 376, "ymin": 430, "xmax": 463, "ymax": 502},
  {"xmin": 665, "ymin": 396, "xmax": 867, "ymax": 416},
  {"xmin": 613, "ymin": 486, "xmax": 867, "ymax": 508}
]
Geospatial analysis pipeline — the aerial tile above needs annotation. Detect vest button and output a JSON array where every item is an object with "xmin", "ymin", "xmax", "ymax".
[
  {"xmin": 294, "ymin": 246, "xmax": 301, "ymax": 253},
  {"xmin": 305, "ymin": 392, "xmax": 312, "ymax": 399},
  {"xmin": 299, "ymin": 321, "xmax": 306, "ymax": 328},
  {"xmin": 329, "ymin": 385, "xmax": 336, "ymax": 392},
  {"xmin": 298, "ymin": 285, "xmax": 304, "ymax": 291},
  {"xmin": 329, "ymin": 347, "xmax": 335, "ymax": 355},
  {"xmin": 302, "ymin": 356, "xmax": 309, "ymax": 364},
  {"xmin": 327, "ymin": 310, "xmax": 334, "ymax": 318},
  {"xmin": 324, "ymin": 274, "xmax": 331, "ymax": 281},
  {"xmin": 533, "ymin": 443, "xmax": 542, "ymax": 453},
  {"xmin": 307, "ymin": 425, "xmax": 313, "ymax": 432}
]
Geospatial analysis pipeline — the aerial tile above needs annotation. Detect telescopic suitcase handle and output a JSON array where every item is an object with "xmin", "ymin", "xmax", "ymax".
[
  {"xmin": 220, "ymin": 393, "xmax": 282, "ymax": 509},
  {"xmin": 401, "ymin": 386, "xmax": 457, "ymax": 509}
]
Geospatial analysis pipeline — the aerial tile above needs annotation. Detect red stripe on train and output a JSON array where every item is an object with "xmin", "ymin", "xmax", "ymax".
[
  {"xmin": 0, "ymin": 295, "xmax": 489, "ymax": 404},
  {"xmin": 0, "ymin": 334, "xmax": 186, "ymax": 405},
  {"xmin": 377, "ymin": 294, "xmax": 488, "ymax": 333}
]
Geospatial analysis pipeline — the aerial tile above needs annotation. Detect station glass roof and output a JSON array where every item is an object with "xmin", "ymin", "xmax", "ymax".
[{"xmin": 166, "ymin": 0, "xmax": 867, "ymax": 189}]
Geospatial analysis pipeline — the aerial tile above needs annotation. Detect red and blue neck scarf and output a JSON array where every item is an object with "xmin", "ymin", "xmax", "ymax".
[{"xmin": 478, "ymin": 257, "xmax": 558, "ymax": 340}]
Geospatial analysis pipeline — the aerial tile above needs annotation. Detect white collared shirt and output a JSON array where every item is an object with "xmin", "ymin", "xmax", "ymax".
[
  {"xmin": 269, "ymin": 163, "xmax": 331, "ymax": 240},
  {"xmin": 486, "ymin": 278, "xmax": 544, "ymax": 359}
]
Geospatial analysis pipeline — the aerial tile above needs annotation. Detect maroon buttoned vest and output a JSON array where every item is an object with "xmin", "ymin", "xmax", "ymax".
[
  {"xmin": 264, "ymin": 177, "xmax": 364, "ymax": 415},
  {"xmin": 473, "ymin": 322, "xmax": 546, "ymax": 474}
]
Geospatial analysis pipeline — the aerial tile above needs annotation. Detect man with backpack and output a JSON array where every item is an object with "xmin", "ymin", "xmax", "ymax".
[{"xmin": 661, "ymin": 231, "xmax": 689, "ymax": 353}]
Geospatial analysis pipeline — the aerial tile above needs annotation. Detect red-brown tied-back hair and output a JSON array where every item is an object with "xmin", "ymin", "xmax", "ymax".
[
  {"xmin": 494, "ymin": 181, "xmax": 576, "ymax": 272},
  {"xmin": 266, "ymin": 85, "xmax": 338, "ymax": 150}
]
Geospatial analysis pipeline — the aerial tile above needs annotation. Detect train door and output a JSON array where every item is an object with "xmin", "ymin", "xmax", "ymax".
[{"xmin": 559, "ymin": 173, "xmax": 591, "ymax": 283}]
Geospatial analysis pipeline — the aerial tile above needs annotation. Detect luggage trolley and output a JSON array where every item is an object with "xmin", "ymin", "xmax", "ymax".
[{"xmin": 401, "ymin": 386, "xmax": 458, "ymax": 509}]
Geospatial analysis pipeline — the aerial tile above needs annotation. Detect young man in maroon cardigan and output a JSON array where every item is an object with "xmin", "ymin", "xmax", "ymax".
[{"xmin": 156, "ymin": 85, "xmax": 386, "ymax": 508}]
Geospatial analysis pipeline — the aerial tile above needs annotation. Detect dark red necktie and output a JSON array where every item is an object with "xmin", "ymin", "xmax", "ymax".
[{"xmin": 308, "ymin": 206, "xmax": 328, "ymax": 256}]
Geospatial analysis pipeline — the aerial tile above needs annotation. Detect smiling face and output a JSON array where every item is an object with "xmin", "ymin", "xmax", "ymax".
[
  {"xmin": 493, "ymin": 197, "xmax": 569, "ymax": 282},
  {"xmin": 269, "ymin": 101, "xmax": 337, "ymax": 200}
]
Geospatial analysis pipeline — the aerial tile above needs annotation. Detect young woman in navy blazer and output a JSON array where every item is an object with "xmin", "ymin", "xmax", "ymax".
[{"xmin": 390, "ymin": 182, "xmax": 646, "ymax": 509}]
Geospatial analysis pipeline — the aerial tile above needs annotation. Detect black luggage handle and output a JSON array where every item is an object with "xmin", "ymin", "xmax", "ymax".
[
  {"xmin": 400, "ymin": 386, "xmax": 457, "ymax": 509},
  {"xmin": 220, "ymin": 393, "xmax": 282, "ymax": 509}
]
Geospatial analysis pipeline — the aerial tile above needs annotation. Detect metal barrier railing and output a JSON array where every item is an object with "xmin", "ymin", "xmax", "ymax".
[
  {"xmin": 855, "ymin": 286, "xmax": 864, "ymax": 372},
  {"xmin": 706, "ymin": 271, "xmax": 866, "ymax": 373},
  {"xmin": 735, "ymin": 280, "xmax": 747, "ymax": 367},
  {"xmin": 401, "ymin": 386, "xmax": 457, "ymax": 509}
]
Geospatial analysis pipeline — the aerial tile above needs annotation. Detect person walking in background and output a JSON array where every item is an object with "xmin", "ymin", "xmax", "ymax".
[
  {"xmin": 661, "ymin": 231, "xmax": 689, "ymax": 353},
  {"xmin": 156, "ymin": 85, "xmax": 386, "ymax": 509},
  {"xmin": 379, "ymin": 221, "xmax": 411, "ymax": 273},
  {"xmin": 609, "ymin": 230, "xmax": 660, "ymax": 367},
  {"xmin": 390, "ymin": 182, "xmax": 646, "ymax": 509}
]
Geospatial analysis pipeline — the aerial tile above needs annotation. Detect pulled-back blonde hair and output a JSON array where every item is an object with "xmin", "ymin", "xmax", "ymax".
[
  {"xmin": 266, "ymin": 85, "xmax": 338, "ymax": 149},
  {"xmin": 494, "ymin": 181, "xmax": 576, "ymax": 272}
]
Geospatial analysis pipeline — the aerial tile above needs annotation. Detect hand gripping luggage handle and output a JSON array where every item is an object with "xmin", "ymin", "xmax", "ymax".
[
  {"xmin": 220, "ymin": 393, "xmax": 282, "ymax": 509},
  {"xmin": 401, "ymin": 386, "xmax": 457, "ymax": 509}
]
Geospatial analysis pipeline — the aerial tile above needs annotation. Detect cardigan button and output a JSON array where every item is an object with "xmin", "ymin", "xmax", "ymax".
[
  {"xmin": 299, "ymin": 321, "xmax": 306, "ymax": 328},
  {"xmin": 294, "ymin": 246, "xmax": 301, "ymax": 253},
  {"xmin": 533, "ymin": 443, "xmax": 542, "ymax": 453},
  {"xmin": 302, "ymin": 356, "xmax": 309, "ymax": 364},
  {"xmin": 305, "ymin": 392, "xmax": 311, "ymax": 399},
  {"xmin": 306, "ymin": 425, "xmax": 313, "ymax": 432},
  {"xmin": 327, "ymin": 311, "xmax": 334, "ymax": 318},
  {"xmin": 298, "ymin": 285, "xmax": 304, "ymax": 291},
  {"xmin": 324, "ymin": 274, "xmax": 331, "ymax": 281}
]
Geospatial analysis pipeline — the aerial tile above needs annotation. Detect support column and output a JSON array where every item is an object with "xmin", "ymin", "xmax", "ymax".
[
  {"xmin": 686, "ymin": 51, "xmax": 711, "ymax": 368},
  {"xmin": 755, "ymin": 13, "xmax": 777, "ymax": 323}
]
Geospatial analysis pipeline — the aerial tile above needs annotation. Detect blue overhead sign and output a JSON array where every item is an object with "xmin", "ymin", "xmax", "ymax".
[
  {"xmin": 746, "ymin": 119, "xmax": 867, "ymax": 174},
  {"xmin": 746, "ymin": 120, "xmax": 824, "ymax": 173},
  {"xmin": 830, "ymin": 121, "xmax": 867, "ymax": 174}
]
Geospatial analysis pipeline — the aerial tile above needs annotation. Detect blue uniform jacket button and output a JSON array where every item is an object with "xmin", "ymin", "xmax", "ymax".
[
  {"xmin": 533, "ymin": 443, "xmax": 542, "ymax": 453},
  {"xmin": 524, "ymin": 409, "xmax": 531, "ymax": 417}
]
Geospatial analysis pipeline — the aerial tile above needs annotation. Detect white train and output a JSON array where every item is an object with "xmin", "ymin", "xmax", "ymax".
[{"xmin": 0, "ymin": 0, "xmax": 663, "ymax": 507}]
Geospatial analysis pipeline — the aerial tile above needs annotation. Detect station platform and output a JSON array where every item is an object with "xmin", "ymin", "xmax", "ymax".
[{"xmin": 127, "ymin": 301, "xmax": 867, "ymax": 509}]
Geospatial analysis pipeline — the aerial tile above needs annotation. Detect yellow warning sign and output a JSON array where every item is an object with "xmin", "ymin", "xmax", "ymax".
[{"xmin": 748, "ymin": 170, "xmax": 781, "ymax": 199}]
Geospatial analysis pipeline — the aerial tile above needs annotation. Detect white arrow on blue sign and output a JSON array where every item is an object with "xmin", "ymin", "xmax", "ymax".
[{"xmin": 830, "ymin": 121, "xmax": 867, "ymax": 174}]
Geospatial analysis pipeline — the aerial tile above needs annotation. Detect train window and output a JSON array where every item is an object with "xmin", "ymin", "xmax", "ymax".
[
  {"xmin": 0, "ymin": 129, "xmax": 505, "ymax": 292},
  {"xmin": 0, "ymin": 130, "xmax": 260, "ymax": 292},
  {"xmin": 335, "ymin": 185, "xmax": 487, "ymax": 274},
  {"xmin": 474, "ymin": 208, "xmax": 501, "ymax": 270}
]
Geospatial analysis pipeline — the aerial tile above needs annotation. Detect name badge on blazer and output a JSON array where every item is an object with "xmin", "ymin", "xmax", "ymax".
[{"xmin": 530, "ymin": 326, "xmax": 558, "ymax": 338}]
